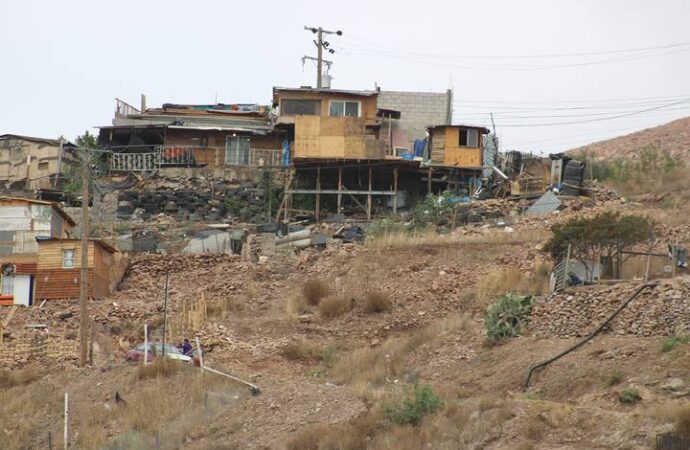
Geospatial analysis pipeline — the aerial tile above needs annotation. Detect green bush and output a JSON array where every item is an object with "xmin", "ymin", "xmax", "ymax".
[
  {"xmin": 662, "ymin": 335, "xmax": 690, "ymax": 353},
  {"xmin": 411, "ymin": 194, "xmax": 455, "ymax": 229},
  {"xmin": 619, "ymin": 388, "xmax": 641, "ymax": 404},
  {"xmin": 384, "ymin": 383, "xmax": 443, "ymax": 425},
  {"xmin": 485, "ymin": 293, "xmax": 533, "ymax": 343}
]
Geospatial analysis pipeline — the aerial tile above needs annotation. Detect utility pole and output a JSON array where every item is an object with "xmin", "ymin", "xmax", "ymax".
[
  {"xmin": 79, "ymin": 148, "xmax": 90, "ymax": 367},
  {"xmin": 303, "ymin": 26, "xmax": 342, "ymax": 88}
]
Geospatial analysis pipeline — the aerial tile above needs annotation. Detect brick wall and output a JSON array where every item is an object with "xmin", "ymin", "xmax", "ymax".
[
  {"xmin": 377, "ymin": 90, "xmax": 451, "ymax": 151},
  {"xmin": 0, "ymin": 334, "xmax": 77, "ymax": 368}
]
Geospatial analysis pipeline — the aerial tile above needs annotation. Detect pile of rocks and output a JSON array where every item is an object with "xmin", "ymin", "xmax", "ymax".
[
  {"xmin": 529, "ymin": 276, "xmax": 690, "ymax": 338},
  {"xmin": 116, "ymin": 178, "xmax": 270, "ymax": 224}
]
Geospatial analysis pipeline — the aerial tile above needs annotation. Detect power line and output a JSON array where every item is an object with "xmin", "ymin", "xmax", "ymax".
[{"xmin": 342, "ymin": 34, "xmax": 690, "ymax": 59}]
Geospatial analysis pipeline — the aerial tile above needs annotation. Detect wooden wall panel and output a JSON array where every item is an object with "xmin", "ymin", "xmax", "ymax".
[{"xmin": 34, "ymin": 269, "xmax": 95, "ymax": 300}]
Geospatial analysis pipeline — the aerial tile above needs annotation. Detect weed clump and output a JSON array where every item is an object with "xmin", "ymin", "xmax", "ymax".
[
  {"xmin": 619, "ymin": 388, "xmax": 641, "ymax": 404},
  {"xmin": 484, "ymin": 293, "xmax": 533, "ymax": 343},
  {"xmin": 364, "ymin": 291, "xmax": 392, "ymax": 313},
  {"xmin": 384, "ymin": 383, "xmax": 443, "ymax": 425},
  {"xmin": 286, "ymin": 293, "xmax": 309, "ymax": 318},
  {"xmin": 318, "ymin": 295, "xmax": 354, "ymax": 319},
  {"xmin": 302, "ymin": 279, "xmax": 330, "ymax": 306},
  {"xmin": 607, "ymin": 371, "xmax": 623, "ymax": 386},
  {"xmin": 280, "ymin": 340, "xmax": 323, "ymax": 362},
  {"xmin": 662, "ymin": 335, "xmax": 690, "ymax": 353}
]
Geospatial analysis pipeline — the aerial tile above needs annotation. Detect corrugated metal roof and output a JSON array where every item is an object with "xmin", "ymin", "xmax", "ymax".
[
  {"xmin": 526, "ymin": 191, "xmax": 562, "ymax": 216},
  {"xmin": 0, "ymin": 196, "xmax": 77, "ymax": 226},
  {"xmin": 426, "ymin": 124, "xmax": 491, "ymax": 134},
  {"xmin": 273, "ymin": 86, "xmax": 378, "ymax": 97}
]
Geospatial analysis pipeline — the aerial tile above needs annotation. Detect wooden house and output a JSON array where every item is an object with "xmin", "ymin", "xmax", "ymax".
[
  {"xmin": 427, "ymin": 125, "xmax": 490, "ymax": 168},
  {"xmin": 33, "ymin": 238, "xmax": 127, "ymax": 301},
  {"xmin": 0, "ymin": 197, "xmax": 126, "ymax": 305},
  {"xmin": 273, "ymin": 87, "xmax": 386, "ymax": 160}
]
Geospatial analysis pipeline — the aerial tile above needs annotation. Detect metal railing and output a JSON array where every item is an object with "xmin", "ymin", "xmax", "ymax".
[{"xmin": 108, "ymin": 146, "xmax": 283, "ymax": 171}]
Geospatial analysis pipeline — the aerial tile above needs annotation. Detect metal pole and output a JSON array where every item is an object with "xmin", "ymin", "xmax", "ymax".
[
  {"xmin": 143, "ymin": 323, "xmax": 148, "ymax": 366},
  {"xmin": 162, "ymin": 272, "xmax": 169, "ymax": 359},
  {"xmin": 316, "ymin": 28, "xmax": 323, "ymax": 88},
  {"xmin": 79, "ymin": 149, "xmax": 90, "ymax": 367},
  {"xmin": 315, "ymin": 166, "xmax": 321, "ymax": 223},
  {"xmin": 393, "ymin": 167, "xmax": 398, "ymax": 215},
  {"xmin": 64, "ymin": 392, "xmax": 69, "ymax": 449},
  {"xmin": 337, "ymin": 167, "xmax": 343, "ymax": 213}
]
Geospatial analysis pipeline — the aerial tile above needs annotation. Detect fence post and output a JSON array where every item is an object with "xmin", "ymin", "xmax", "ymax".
[
  {"xmin": 562, "ymin": 244, "xmax": 572, "ymax": 290},
  {"xmin": 64, "ymin": 392, "xmax": 69, "ymax": 449},
  {"xmin": 143, "ymin": 323, "xmax": 148, "ymax": 366},
  {"xmin": 196, "ymin": 336, "xmax": 204, "ymax": 372}
]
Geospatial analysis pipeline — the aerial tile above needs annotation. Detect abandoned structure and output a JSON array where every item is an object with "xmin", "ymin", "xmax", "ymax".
[
  {"xmin": 0, "ymin": 197, "xmax": 125, "ymax": 305},
  {"xmin": 0, "ymin": 134, "xmax": 76, "ymax": 191}
]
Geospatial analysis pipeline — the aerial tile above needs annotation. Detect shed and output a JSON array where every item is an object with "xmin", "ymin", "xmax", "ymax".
[{"xmin": 427, "ymin": 125, "xmax": 490, "ymax": 168}]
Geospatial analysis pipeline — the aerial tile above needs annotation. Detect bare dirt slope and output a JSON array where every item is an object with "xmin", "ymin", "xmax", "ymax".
[
  {"xmin": 567, "ymin": 116, "xmax": 690, "ymax": 163},
  {"xmin": 1, "ymin": 196, "xmax": 689, "ymax": 449}
]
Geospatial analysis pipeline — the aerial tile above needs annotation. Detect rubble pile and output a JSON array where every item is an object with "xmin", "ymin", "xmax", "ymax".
[
  {"xmin": 116, "ymin": 177, "xmax": 270, "ymax": 224},
  {"xmin": 530, "ymin": 276, "xmax": 690, "ymax": 338}
]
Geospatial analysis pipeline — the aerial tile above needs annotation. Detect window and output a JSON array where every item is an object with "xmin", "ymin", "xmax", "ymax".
[
  {"xmin": 459, "ymin": 128, "xmax": 479, "ymax": 148},
  {"xmin": 329, "ymin": 101, "xmax": 360, "ymax": 117},
  {"xmin": 62, "ymin": 249, "xmax": 75, "ymax": 268},
  {"xmin": 0, "ymin": 275, "xmax": 13, "ymax": 295},
  {"xmin": 225, "ymin": 136, "xmax": 251, "ymax": 166},
  {"xmin": 38, "ymin": 161, "xmax": 49, "ymax": 170},
  {"xmin": 281, "ymin": 99, "xmax": 321, "ymax": 115}
]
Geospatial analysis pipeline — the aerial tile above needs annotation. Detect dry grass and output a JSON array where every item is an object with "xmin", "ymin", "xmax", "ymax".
[
  {"xmin": 280, "ymin": 340, "xmax": 324, "ymax": 362},
  {"xmin": 0, "ymin": 375, "xmax": 63, "ymax": 449},
  {"xmin": 364, "ymin": 291, "xmax": 392, "ymax": 313},
  {"xmin": 318, "ymin": 295, "xmax": 355, "ymax": 319},
  {"xmin": 302, "ymin": 278, "xmax": 330, "ymax": 305},
  {"xmin": 331, "ymin": 314, "xmax": 470, "ymax": 388},
  {"xmin": 286, "ymin": 423, "xmax": 367, "ymax": 450},
  {"xmin": 675, "ymin": 405, "xmax": 690, "ymax": 436},
  {"xmin": 476, "ymin": 266, "xmax": 550, "ymax": 305},
  {"xmin": 285, "ymin": 293, "xmax": 309, "ymax": 319},
  {"xmin": 135, "ymin": 358, "xmax": 184, "ymax": 381},
  {"xmin": 0, "ymin": 368, "xmax": 42, "ymax": 389},
  {"xmin": 366, "ymin": 228, "xmax": 549, "ymax": 250}
]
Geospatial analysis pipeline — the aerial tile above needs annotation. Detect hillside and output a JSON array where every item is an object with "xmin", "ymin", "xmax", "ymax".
[{"xmin": 568, "ymin": 116, "xmax": 690, "ymax": 163}]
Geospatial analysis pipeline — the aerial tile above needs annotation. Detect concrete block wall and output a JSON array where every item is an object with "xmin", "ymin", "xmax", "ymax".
[{"xmin": 377, "ymin": 90, "xmax": 451, "ymax": 151}]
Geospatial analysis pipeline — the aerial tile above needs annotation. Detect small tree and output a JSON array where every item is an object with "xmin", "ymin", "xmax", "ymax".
[{"xmin": 543, "ymin": 212, "xmax": 654, "ymax": 280}]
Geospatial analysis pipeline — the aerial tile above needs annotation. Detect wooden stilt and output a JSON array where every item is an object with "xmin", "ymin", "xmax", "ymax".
[
  {"xmin": 427, "ymin": 166, "xmax": 433, "ymax": 195},
  {"xmin": 315, "ymin": 166, "xmax": 321, "ymax": 223},
  {"xmin": 367, "ymin": 166, "xmax": 372, "ymax": 221},
  {"xmin": 337, "ymin": 167, "xmax": 343, "ymax": 214},
  {"xmin": 393, "ymin": 167, "xmax": 398, "ymax": 215}
]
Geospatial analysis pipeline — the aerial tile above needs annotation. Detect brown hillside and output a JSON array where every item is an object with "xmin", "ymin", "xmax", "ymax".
[{"xmin": 568, "ymin": 116, "xmax": 690, "ymax": 163}]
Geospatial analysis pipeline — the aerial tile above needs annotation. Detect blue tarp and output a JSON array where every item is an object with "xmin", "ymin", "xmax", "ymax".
[{"xmin": 413, "ymin": 139, "xmax": 426, "ymax": 157}]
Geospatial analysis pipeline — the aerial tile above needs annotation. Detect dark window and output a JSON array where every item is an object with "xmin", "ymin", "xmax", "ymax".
[
  {"xmin": 281, "ymin": 99, "xmax": 321, "ymax": 115},
  {"xmin": 459, "ymin": 128, "xmax": 479, "ymax": 147}
]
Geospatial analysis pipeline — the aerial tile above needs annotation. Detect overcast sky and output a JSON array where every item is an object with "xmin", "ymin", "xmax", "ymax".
[{"xmin": 2, "ymin": 0, "xmax": 689, "ymax": 152}]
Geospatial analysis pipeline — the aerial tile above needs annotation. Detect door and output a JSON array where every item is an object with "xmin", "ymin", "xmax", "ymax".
[{"xmin": 13, "ymin": 275, "xmax": 32, "ymax": 306}]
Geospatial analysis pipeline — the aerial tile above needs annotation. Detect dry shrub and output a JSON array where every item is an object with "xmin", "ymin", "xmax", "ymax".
[
  {"xmin": 476, "ymin": 268, "xmax": 550, "ymax": 305},
  {"xmin": 280, "ymin": 340, "xmax": 323, "ymax": 361},
  {"xmin": 287, "ymin": 423, "xmax": 367, "ymax": 450},
  {"xmin": 286, "ymin": 293, "xmax": 309, "ymax": 319},
  {"xmin": 332, "ymin": 314, "xmax": 470, "ymax": 387},
  {"xmin": 135, "ymin": 358, "xmax": 184, "ymax": 381},
  {"xmin": 0, "ymin": 368, "xmax": 41, "ymax": 389},
  {"xmin": 365, "ymin": 291, "xmax": 392, "ymax": 313},
  {"xmin": 318, "ymin": 295, "xmax": 354, "ymax": 319},
  {"xmin": 302, "ymin": 278, "xmax": 330, "ymax": 305},
  {"xmin": 675, "ymin": 405, "xmax": 690, "ymax": 436}
]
